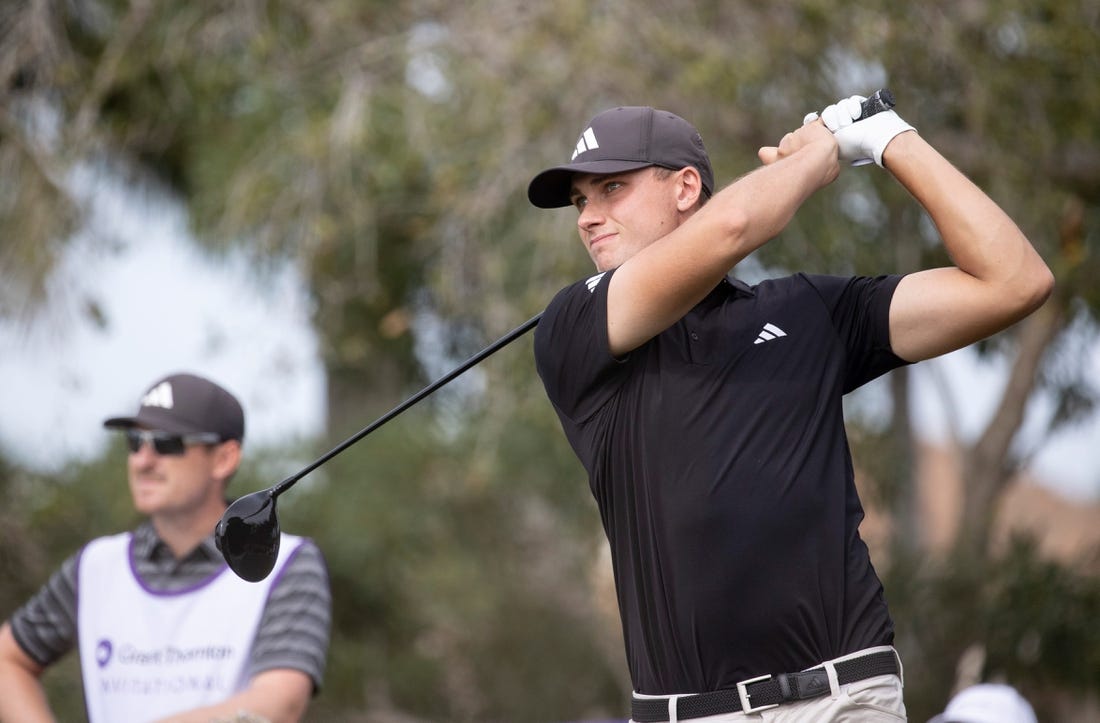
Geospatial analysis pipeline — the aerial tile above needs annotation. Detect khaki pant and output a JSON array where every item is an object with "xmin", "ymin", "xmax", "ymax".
[{"xmin": 631, "ymin": 646, "xmax": 906, "ymax": 722}]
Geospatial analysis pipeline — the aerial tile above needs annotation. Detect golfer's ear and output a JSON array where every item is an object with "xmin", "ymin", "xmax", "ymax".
[{"xmin": 675, "ymin": 166, "xmax": 703, "ymax": 211}]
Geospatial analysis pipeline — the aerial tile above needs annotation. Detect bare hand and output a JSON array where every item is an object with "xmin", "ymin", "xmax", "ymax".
[{"xmin": 757, "ymin": 118, "xmax": 838, "ymax": 166}]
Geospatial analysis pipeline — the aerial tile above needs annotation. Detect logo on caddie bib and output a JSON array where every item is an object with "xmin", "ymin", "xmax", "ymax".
[{"xmin": 96, "ymin": 639, "xmax": 113, "ymax": 668}]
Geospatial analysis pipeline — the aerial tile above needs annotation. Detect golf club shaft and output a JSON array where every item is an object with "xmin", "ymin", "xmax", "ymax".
[{"xmin": 271, "ymin": 313, "xmax": 542, "ymax": 496}]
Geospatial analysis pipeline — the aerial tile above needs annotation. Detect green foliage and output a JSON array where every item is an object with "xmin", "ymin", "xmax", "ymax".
[
  {"xmin": 885, "ymin": 538, "xmax": 1100, "ymax": 721},
  {"xmin": 0, "ymin": 442, "xmax": 135, "ymax": 722}
]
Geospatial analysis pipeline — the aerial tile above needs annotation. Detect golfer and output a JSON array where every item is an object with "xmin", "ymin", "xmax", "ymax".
[
  {"xmin": 0, "ymin": 372, "xmax": 331, "ymax": 723},
  {"xmin": 528, "ymin": 95, "xmax": 1052, "ymax": 721}
]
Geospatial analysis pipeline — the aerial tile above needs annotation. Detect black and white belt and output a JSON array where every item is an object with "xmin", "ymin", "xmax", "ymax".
[{"xmin": 630, "ymin": 649, "xmax": 900, "ymax": 721}]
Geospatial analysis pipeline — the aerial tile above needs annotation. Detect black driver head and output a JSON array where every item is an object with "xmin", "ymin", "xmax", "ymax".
[{"xmin": 215, "ymin": 490, "xmax": 281, "ymax": 582}]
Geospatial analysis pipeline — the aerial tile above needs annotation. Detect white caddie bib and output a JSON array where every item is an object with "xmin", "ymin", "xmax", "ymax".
[{"xmin": 77, "ymin": 531, "xmax": 303, "ymax": 723}]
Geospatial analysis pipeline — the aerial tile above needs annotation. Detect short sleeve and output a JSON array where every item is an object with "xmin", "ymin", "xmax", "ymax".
[
  {"xmin": 534, "ymin": 270, "xmax": 628, "ymax": 423},
  {"xmin": 804, "ymin": 273, "xmax": 911, "ymax": 392},
  {"xmin": 248, "ymin": 539, "xmax": 331, "ymax": 692},
  {"xmin": 7, "ymin": 552, "xmax": 81, "ymax": 667}
]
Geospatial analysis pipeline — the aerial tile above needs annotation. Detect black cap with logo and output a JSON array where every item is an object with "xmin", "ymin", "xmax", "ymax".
[
  {"xmin": 103, "ymin": 372, "xmax": 245, "ymax": 442},
  {"xmin": 527, "ymin": 106, "xmax": 714, "ymax": 209}
]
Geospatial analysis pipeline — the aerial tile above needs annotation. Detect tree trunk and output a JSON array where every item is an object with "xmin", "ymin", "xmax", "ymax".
[{"xmin": 953, "ymin": 296, "xmax": 1067, "ymax": 562}]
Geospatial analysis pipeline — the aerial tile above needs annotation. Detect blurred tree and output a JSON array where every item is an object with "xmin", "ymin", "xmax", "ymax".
[
  {"xmin": 885, "ymin": 537, "xmax": 1100, "ymax": 721},
  {"xmin": 863, "ymin": 1, "xmax": 1100, "ymax": 567},
  {"xmin": 0, "ymin": 443, "xmax": 139, "ymax": 721},
  {"xmin": 0, "ymin": 0, "xmax": 85, "ymax": 318}
]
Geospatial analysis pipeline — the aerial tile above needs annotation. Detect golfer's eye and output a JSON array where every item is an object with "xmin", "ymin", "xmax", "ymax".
[{"xmin": 572, "ymin": 195, "xmax": 588, "ymax": 211}]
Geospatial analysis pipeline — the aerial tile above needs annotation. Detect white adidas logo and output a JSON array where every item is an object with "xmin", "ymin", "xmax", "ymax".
[
  {"xmin": 141, "ymin": 381, "xmax": 174, "ymax": 409},
  {"xmin": 572, "ymin": 127, "xmax": 600, "ymax": 160},
  {"xmin": 585, "ymin": 272, "xmax": 607, "ymax": 292},
  {"xmin": 753, "ymin": 323, "xmax": 787, "ymax": 345}
]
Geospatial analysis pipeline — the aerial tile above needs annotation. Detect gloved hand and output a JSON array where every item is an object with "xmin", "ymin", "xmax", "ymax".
[{"xmin": 803, "ymin": 95, "xmax": 915, "ymax": 167}]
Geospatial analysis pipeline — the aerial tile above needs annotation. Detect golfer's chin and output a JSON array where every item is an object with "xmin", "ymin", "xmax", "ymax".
[{"xmin": 589, "ymin": 250, "xmax": 620, "ymax": 274}]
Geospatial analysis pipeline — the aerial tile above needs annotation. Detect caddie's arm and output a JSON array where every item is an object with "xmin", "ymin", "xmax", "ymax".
[
  {"xmin": 153, "ymin": 668, "xmax": 313, "ymax": 723},
  {"xmin": 0, "ymin": 622, "xmax": 55, "ymax": 723},
  {"xmin": 819, "ymin": 95, "xmax": 1054, "ymax": 362}
]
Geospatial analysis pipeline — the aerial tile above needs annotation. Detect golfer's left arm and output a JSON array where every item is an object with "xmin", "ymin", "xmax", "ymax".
[
  {"xmin": 883, "ymin": 131, "xmax": 1054, "ymax": 362},
  {"xmin": 153, "ymin": 668, "xmax": 312, "ymax": 723}
]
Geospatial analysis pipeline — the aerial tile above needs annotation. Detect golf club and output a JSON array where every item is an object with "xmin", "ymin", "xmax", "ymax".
[
  {"xmin": 216, "ymin": 88, "xmax": 897, "ymax": 582},
  {"xmin": 859, "ymin": 88, "xmax": 895, "ymax": 117},
  {"xmin": 216, "ymin": 313, "xmax": 542, "ymax": 581}
]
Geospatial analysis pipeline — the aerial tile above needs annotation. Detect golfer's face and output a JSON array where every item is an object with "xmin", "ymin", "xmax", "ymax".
[{"xmin": 570, "ymin": 167, "xmax": 681, "ymax": 272}]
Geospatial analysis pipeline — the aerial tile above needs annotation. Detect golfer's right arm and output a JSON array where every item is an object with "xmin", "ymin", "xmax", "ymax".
[
  {"xmin": 0, "ymin": 622, "xmax": 55, "ymax": 723},
  {"xmin": 606, "ymin": 120, "xmax": 840, "ymax": 357}
]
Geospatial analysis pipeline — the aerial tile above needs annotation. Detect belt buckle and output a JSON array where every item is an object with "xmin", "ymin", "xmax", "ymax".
[{"xmin": 736, "ymin": 674, "xmax": 779, "ymax": 714}]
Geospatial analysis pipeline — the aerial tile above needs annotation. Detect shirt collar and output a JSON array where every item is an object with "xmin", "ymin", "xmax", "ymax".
[
  {"xmin": 723, "ymin": 275, "xmax": 756, "ymax": 297},
  {"xmin": 132, "ymin": 520, "xmax": 221, "ymax": 563}
]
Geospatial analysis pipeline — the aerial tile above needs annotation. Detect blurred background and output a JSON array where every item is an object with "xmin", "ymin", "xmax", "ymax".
[{"xmin": 1, "ymin": 1, "xmax": 1098, "ymax": 721}]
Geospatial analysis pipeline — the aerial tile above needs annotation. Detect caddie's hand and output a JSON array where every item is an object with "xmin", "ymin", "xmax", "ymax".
[{"xmin": 807, "ymin": 94, "xmax": 915, "ymax": 167}]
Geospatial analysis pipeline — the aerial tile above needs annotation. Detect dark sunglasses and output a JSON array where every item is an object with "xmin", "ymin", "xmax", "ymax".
[{"xmin": 124, "ymin": 429, "xmax": 222, "ymax": 456}]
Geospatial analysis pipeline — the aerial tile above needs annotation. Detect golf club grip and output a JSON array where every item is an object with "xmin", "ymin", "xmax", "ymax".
[{"xmin": 858, "ymin": 89, "xmax": 895, "ymax": 120}]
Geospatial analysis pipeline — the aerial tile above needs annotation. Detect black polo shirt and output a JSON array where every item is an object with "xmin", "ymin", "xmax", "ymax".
[{"xmin": 534, "ymin": 269, "xmax": 908, "ymax": 695}]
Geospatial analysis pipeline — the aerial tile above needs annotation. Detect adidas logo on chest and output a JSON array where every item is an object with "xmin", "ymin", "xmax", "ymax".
[{"xmin": 753, "ymin": 323, "xmax": 787, "ymax": 345}]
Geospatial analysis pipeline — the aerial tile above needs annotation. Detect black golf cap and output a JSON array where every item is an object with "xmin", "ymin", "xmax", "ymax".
[
  {"xmin": 103, "ymin": 372, "xmax": 245, "ymax": 442},
  {"xmin": 527, "ymin": 106, "xmax": 714, "ymax": 209}
]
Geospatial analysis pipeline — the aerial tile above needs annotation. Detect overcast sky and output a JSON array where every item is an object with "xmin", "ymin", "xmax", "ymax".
[{"xmin": 0, "ymin": 165, "xmax": 324, "ymax": 471}]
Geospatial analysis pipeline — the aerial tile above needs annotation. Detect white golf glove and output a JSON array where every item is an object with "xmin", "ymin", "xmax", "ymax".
[{"xmin": 803, "ymin": 94, "xmax": 915, "ymax": 167}]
